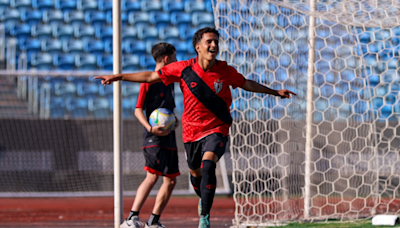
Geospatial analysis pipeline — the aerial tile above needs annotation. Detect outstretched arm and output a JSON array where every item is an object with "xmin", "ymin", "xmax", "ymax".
[
  {"xmin": 240, "ymin": 80, "xmax": 296, "ymax": 98},
  {"xmin": 94, "ymin": 71, "xmax": 161, "ymax": 85}
]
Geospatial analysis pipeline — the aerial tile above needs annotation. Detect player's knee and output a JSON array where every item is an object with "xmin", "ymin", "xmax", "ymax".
[
  {"xmin": 190, "ymin": 168, "xmax": 202, "ymax": 177},
  {"xmin": 145, "ymin": 172, "xmax": 159, "ymax": 184},
  {"xmin": 201, "ymin": 160, "xmax": 216, "ymax": 175},
  {"xmin": 164, "ymin": 177, "xmax": 177, "ymax": 188}
]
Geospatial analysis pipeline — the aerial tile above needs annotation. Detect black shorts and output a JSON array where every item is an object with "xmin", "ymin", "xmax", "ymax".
[
  {"xmin": 184, "ymin": 133, "xmax": 228, "ymax": 170},
  {"xmin": 143, "ymin": 147, "xmax": 180, "ymax": 178}
]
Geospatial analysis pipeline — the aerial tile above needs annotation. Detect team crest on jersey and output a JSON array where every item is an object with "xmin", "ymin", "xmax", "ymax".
[{"xmin": 214, "ymin": 79, "xmax": 223, "ymax": 94}]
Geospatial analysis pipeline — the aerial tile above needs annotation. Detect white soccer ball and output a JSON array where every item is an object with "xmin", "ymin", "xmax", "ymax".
[{"xmin": 149, "ymin": 108, "xmax": 176, "ymax": 131}]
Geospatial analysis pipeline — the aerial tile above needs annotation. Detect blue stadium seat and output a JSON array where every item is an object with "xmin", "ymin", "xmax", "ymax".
[
  {"xmin": 0, "ymin": 0, "xmax": 9, "ymax": 10},
  {"xmin": 97, "ymin": 54, "xmax": 113, "ymax": 70},
  {"xmin": 10, "ymin": 23, "xmax": 31, "ymax": 40},
  {"xmin": 185, "ymin": 40, "xmax": 195, "ymax": 54},
  {"xmin": 77, "ymin": 0, "xmax": 98, "ymax": 12},
  {"xmin": 184, "ymin": 1, "xmax": 205, "ymax": 14},
  {"xmin": 122, "ymin": 82, "xmax": 140, "ymax": 97},
  {"xmin": 128, "ymin": 11, "xmax": 150, "ymax": 28},
  {"xmin": 95, "ymin": 25, "xmax": 113, "ymax": 42},
  {"xmin": 1, "ymin": 9, "xmax": 20, "ymax": 26},
  {"xmin": 122, "ymin": 54, "xmax": 140, "ymax": 71},
  {"xmin": 10, "ymin": 0, "xmax": 31, "ymax": 10},
  {"xmin": 84, "ymin": 39, "xmax": 104, "ymax": 55},
  {"xmin": 149, "ymin": 12, "xmax": 170, "ymax": 29},
  {"xmin": 170, "ymin": 12, "xmax": 191, "ymax": 30},
  {"xmin": 31, "ymin": 53, "xmax": 53, "ymax": 69},
  {"xmin": 53, "ymin": 54, "xmax": 75, "ymax": 70},
  {"xmin": 19, "ymin": 38, "xmax": 41, "ymax": 55},
  {"xmin": 74, "ymin": 24, "xmax": 95, "ymax": 40},
  {"xmin": 88, "ymin": 97, "xmax": 110, "ymax": 118},
  {"xmin": 103, "ymin": 40, "xmax": 112, "ymax": 53},
  {"xmin": 77, "ymin": 81, "xmax": 99, "ymax": 97},
  {"xmin": 32, "ymin": 0, "xmax": 54, "ymax": 11},
  {"xmin": 55, "ymin": 0, "xmax": 77, "ymax": 12},
  {"xmin": 75, "ymin": 54, "xmax": 97, "ymax": 70},
  {"xmin": 163, "ymin": 1, "xmax": 183, "ymax": 14},
  {"xmin": 62, "ymin": 39, "xmax": 84, "ymax": 54},
  {"xmin": 168, "ymin": 40, "xmax": 188, "ymax": 55},
  {"xmin": 53, "ymin": 24, "xmax": 74, "ymax": 40},
  {"xmin": 205, "ymin": 0, "xmax": 213, "ymax": 13},
  {"xmin": 123, "ymin": 40, "xmax": 146, "ymax": 54},
  {"xmin": 141, "ymin": 0, "xmax": 162, "ymax": 13},
  {"xmin": 121, "ymin": 26, "xmax": 137, "ymax": 41},
  {"xmin": 49, "ymin": 97, "xmax": 66, "ymax": 118},
  {"xmin": 43, "ymin": 10, "xmax": 63, "ymax": 25},
  {"xmin": 139, "ymin": 54, "xmax": 156, "ymax": 70},
  {"xmin": 121, "ymin": 99, "xmax": 134, "ymax": 118},
  {"xmin": 159, "ymin": 27, "xmax": 180, "ymax": 41},
  {"xmin": 122, "ymin": 0, "xmax": 141, "ymax": 14},
  {"xmin": 85, "ymin": 11, "xmax": 106, "ymax": 28},
  {"xmin": 98, "ymin": 0, "xmax": 112, "ymax": 14},
  {"xmin": 179, "ymin": 26, "xmax": 197, "ymax": 41},
  {"xmin": 137, "ymin": 26, "xmax": 158, "ymax": 42},
  {"xmin": 41, "ymin": 39, "xmax": 63, "ymax": 54},
  {"xmin": 64, "ymin": 10, "xmax": 85, "ymax": 26},
  {"xmin": 21, "ymin": 10, "xmax": 42, "ymax": 25},
  {"xmin": 66, "ymin": 97, "xmax": 88, "ymax": 118}
]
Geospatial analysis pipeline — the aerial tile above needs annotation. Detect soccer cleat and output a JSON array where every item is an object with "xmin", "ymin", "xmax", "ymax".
[
  {"xmin": 198, "ymin": 198, "xmax": 202, "ymax": 216},
  {"xmin": 145, "ymin": 221, "xmax": 166, "ymax": 228},
  {"xmin": 198, "ymin": 214, "xmax": 210, "ymax": 228},
  {"xmin": 120, "ymin": 216, "xmax": 144, "ymax": 228}
]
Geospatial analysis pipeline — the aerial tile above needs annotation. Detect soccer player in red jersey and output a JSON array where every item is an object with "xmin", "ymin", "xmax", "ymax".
[
  {"xmin": 95, "ymin": 27, "xmax": 296, "ymax": 228},
  {"xmin": 120, "ymin": 43, "xmax": 179, "ymax": 228}
]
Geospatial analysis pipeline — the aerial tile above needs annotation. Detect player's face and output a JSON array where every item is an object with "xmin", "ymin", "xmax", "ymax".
[{"xmin": 196, "ymin": 32, "xmax": 219, "ymax": 61}]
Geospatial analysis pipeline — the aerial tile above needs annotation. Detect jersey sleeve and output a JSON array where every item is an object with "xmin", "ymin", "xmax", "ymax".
[
  {"xmin": 156, "ymin": 60, "xmax": 188, "ymax": 86},
  {"xmin": 227, "ymin": 66, "xmax": 246, "ymax": 89},
  {"xmin": 136, "ymin": 83, "xmax": 149, "ymax": 109}
]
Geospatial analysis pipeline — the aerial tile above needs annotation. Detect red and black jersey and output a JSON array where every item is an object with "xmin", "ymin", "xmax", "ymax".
[
  {"xmin": 136, "ymin": 82, "xmax": 177, "ymax": 150},
  {"xmin": 157, "ymin": 57, "xmax": 246, "ymax": 143}
]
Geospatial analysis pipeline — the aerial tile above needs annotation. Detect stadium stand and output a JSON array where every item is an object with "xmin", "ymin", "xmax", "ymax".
[{"xmin": 2, "ymin": 0, "xmax": 395, "ymax": 121}]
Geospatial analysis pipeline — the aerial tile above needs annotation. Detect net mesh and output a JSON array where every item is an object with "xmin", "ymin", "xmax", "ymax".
[{"xmin": 212, "ymin": 0, "xmax": 400, "ymax": 225}]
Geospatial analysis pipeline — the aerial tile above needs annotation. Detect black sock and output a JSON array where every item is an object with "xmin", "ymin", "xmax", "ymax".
[
  {"xmin": 200, "ymin": 160, "xmax": 217, "ymax": 216},
  {"xmin": 190, "ymin": 174, "xmax": 202, "ymax": 197},
  {"xmin": 128, "ymin": 210, "xmax": 139, "ymax": 220},
  {"xmin": 148, "ymin": 213, "xmax": 160, "ymax": 225}
]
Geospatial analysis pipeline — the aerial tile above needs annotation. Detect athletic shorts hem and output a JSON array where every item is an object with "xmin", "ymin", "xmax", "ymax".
[{"xmin": 144, "ymin": 166, "xmax": 180, "ymax": 177}]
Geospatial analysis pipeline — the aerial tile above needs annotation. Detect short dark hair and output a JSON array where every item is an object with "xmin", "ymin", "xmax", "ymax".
[
  {"xmin": 151, "ymin": 43, "xmax": 176, "ymax": 63},
  {"xmin": 192, "ymin": 27, "xmax": 220, "ymax": 54}
]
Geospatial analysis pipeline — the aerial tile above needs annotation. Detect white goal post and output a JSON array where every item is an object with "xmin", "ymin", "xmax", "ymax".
[{"xmin": 212, "ymin": 0, "xmax": 400, "ymax": 226}]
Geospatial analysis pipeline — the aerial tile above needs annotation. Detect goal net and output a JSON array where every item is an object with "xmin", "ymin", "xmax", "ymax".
[{"xmin": 212, "ymin": 0, "xmax": 400, "ymax": 226}]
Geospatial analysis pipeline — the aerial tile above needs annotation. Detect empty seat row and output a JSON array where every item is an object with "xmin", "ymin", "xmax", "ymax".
[
  {"xmin": 1, "ymin": 8, "xmax": 215, "ymax": 28},
  {"xmin": 19, "ymin": 37, "xmax": 196, "ymax": 57},
  {"xmin": 0, "ymin": 0, "xmax": 212, "ymax": 14},
  {"xmin": 29, "ymin": 52, "xmax": 160, "ymax": 70}
]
